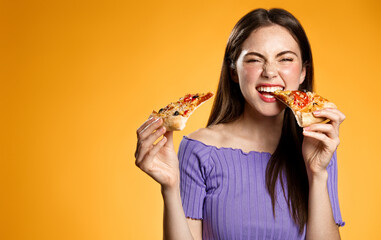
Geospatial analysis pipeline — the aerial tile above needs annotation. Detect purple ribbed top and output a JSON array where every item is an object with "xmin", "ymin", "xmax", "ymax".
[{"xmin": 178, "ymin": 136, "xmax": 344, "ymax": 240}]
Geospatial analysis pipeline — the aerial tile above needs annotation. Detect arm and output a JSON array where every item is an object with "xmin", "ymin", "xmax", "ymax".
[
  {"xmin": 186, "ymin": 218, "xmax": 203, "ymax": 240},
  {"xmin": 302, "ymin": 108, "xmax": 345, "ymax": 239},
  {"xmin": 135, "ymin": 117, "xmax": 201, "ymax": 240},
  {"xmin": 306, "ymin": 171, "xmax": 340, "ymax": 239},
  {"xmin": 162, "ymin": 186, "xmax": 202, "ymax": 240}
]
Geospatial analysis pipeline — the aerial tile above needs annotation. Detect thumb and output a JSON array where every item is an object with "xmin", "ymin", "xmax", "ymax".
[{"xmin": 163, "ymin": 130, "xmax": 174, "ymax": 146}]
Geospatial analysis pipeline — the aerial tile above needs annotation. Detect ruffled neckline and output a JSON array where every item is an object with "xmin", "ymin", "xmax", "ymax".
[{"xmin": 183, "ymin": 136, "xmax": 272, "ymax": 156}]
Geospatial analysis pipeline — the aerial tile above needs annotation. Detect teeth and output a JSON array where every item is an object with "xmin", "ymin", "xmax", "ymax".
[
  {"xmin": 263, "ymin": 94, "xmax": 274, "ymax": 99},
  {"xmin": 256, "ymin": 86, "xmax": 284, "ymax": 92}
]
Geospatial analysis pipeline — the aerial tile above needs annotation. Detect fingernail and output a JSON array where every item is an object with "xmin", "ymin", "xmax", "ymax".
[
  {"xmin": 304, "ymin": 127, "xmax": 310, "ymax": 131},
  {"xmin": 313, "ymin": 110, "xmax": 320, "ymax": 116}
]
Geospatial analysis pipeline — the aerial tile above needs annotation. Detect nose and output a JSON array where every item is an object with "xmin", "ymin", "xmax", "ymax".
[{"xmin": 262, "ymin": 62, "xmax": 278, "ymax": 79}]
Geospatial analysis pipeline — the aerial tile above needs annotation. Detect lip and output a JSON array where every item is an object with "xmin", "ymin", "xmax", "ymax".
[
  {"xmin": 258, "ymin": 91, "xmax": 277, "ymax": 102},
  {"xmin": 256, "ymin": 84, "xmax": 284, "ymax": 103}
]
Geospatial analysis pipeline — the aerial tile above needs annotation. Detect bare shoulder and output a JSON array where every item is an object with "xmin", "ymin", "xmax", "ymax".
[
  {"xmin": 186, "ymin": 127, "xmax": 216, "ymax": 144},
  {"xmin": 186, "ymin": 124, "xmax": 226, "ymax": 147}
]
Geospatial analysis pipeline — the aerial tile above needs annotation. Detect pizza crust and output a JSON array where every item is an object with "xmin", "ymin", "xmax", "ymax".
[
  {"xmin": 150, "ymin": 112, "xmax": 187, "ymax": 131},
  {"xmin": 294, "ymin": 102, "xmax": 336, "ymax": 127},
  {"xmin": 150, "ymin": 92, "xmax": 214, "ymax": 131},
  {"xmin": 272, "ymin": 90, "xmax": 337, "ymax": 128}
]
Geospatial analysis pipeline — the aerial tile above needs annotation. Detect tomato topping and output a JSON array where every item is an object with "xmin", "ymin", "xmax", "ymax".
[
  {"xmin": 293, "ymin": 91, "xmax": 308, "ymax": 109},
  {"xmin": 184, "ymin": 110, "xmax": 189, "ymax": 116},
  {"xmin": 183, "ymin": 94, "xmax": 192, "ymax": 102}
]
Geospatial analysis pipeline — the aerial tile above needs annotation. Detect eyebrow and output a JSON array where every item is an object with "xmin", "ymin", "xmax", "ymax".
[{"xmin": 244, "ymin": 50, "xmax": 298, "ymax": 58}]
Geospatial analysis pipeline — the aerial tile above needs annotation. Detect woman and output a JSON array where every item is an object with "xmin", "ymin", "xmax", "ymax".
[{"xmin": 135, "ymin": 8, "xmax": 345, "ymax": 239}]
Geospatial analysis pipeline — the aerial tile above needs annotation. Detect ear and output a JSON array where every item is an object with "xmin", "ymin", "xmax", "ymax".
[
  {"xmin": 299, "ymin": 65, "xmax": 306, "ymax": 85},
  {"xmin": 230, "ymin": 67, "xmax": 239, "ymax": 83}
]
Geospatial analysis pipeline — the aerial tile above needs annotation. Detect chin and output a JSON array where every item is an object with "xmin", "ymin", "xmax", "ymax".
[
  {"xmin": 262, "ymin": 102, "xmax": 287, "ymax": 117},
  {"xmin": 245, "ymin": 96, "xmax": 286, "ymax": 117},
  {"xmin": 248, "ymin": 103, "xmax": 285, "ymax": 118},
  {"xmin": 261, "ymin": 109, "xmax": 284, "ymax": 117}
]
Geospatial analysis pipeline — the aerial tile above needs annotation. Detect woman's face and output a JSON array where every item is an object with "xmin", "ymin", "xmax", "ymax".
[{"xmin": 234, "ymin": 24, "xmax": 306, "ymax": 117}]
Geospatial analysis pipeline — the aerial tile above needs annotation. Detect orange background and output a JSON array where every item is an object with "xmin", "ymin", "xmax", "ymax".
[{"xmin": 1, "ymin": 0, "xmax": 380, "ymax": 239}]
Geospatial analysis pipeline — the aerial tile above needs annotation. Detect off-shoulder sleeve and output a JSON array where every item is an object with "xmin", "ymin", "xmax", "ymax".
[
  {"xmin": 327, "ymin": 151, "xmax": 345, "ymax": 227},
  {"xmin": 178, "ymin": 137, "xmax": 212, "ymax": 219}
]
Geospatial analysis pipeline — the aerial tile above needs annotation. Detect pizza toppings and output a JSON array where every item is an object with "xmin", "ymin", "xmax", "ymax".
[
  {"xmin": 272, "ymin": 90, "xmax": 336, "ymax": 127},
  {"xmin": 272, "ymin": 90, "xmax": 311, "ymax": 110},
  {"xmin": 150, "ymin": 92, "xmax": 214, "ymax": 131},
  {"xmin": 293, "ymin": 91, "xmax": 309, "ymax": 109}
]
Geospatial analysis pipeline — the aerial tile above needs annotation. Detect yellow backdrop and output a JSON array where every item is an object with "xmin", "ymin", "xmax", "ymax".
[{"xmin": 2, "ymin": 0, "xmax": 380, "ymax": 239}]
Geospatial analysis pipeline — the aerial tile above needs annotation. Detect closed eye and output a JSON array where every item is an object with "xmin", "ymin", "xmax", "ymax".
[
  {"xmin": 280, "ymin": 58, "xmax": 293, "ymax": 62},
  {"xmin": 247, "ymin": 59, "xmax": 262, "ymax": 63}
]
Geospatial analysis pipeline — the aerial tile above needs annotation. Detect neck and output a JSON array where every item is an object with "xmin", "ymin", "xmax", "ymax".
[{"xmin": 230, "ymin": 104, "xmax": 284, "ymax": 153}]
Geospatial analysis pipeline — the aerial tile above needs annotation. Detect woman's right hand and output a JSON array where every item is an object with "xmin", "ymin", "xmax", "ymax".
[{"xmin": 135, "ymin": 117, "xmax": 180, "ymax": 190}]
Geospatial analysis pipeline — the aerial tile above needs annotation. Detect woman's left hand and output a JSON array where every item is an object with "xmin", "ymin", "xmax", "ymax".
[{"xmin": 302, "ymin": 107, "xmax": 345, "ymax": 178}]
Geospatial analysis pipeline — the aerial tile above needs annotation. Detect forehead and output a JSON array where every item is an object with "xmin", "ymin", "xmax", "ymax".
[{"xmin": 241, "ymin": 25, "xmax": 301, "ymax": 55}]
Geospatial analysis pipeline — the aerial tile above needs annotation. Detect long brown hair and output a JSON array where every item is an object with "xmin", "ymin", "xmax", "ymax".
[{"xmin": 207, "ymin": 8, "xmax": 313, "ymax": 233}]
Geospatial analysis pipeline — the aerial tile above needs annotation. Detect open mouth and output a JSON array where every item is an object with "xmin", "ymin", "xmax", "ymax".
[{"xmin": 256, "ymin": 86, "xmax": 284, "ymax": 100}]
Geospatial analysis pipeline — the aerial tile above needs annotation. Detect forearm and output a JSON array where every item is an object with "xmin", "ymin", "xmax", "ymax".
[
  {"xmin": 306, "ymin": 171, "xmax": 340, "ymax": 240},
  {"xmin": 162, "ymin": 186, "xmax": 194, "ymax": 240}
]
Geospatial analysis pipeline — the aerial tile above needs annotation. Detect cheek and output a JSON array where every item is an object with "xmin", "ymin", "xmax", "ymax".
[
  {"xmin": 279, "ymin": 64, "xmax": 303, "ymax": 80},
  {"xmin": 238, "ymin": 66, "xmax": 263, "ymax": 84},
  {"xmin": 279, "ymin": 64, "xmax": 302, "ymax": 85}
]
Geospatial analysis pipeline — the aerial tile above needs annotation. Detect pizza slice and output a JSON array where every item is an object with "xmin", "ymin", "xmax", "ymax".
[
  {"xmin": 272, "ymin": 90, "xmax": 336, "ymax": 127},
  {"xmin": 150, "ymin": 92, "xmax": 214, "ymax": 131}
]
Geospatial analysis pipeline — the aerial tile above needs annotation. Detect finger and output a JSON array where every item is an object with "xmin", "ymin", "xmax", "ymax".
[
  {"xmin": 304, "ymin": 124, "xmax": 336, "ymax": 139},
  {"xmin": 135, "ymin": 117, "xmax": 158, "ymax": 159},
  {"xmin": 135, "ymin": 143, "xmax": 153, "ymax": 166},
  {"xmin": 324, "ymin": 107, "xmax": 346, "ymax": 123},
  {"xmin": 303, "ymin": 129, "xmax": 340, "ymax": 150},
  {"xmin": 144, "ymin": 126, "xmax": 167, "ymax": 149},
  {"xmin": 136, "ymin": 126, "xmax": 166, "ymax": 165},
  {"xmin": 137, "ymin": 116, "xmax": 156, "ymax": 134},
  {"xmin": 135, "ymin": 119, "xmax": 164, "ymax": 162},
  {"xmin": 313, "ymin": 108, "xmax": 345, "ymax": 125},
  {"xmin": 146, "ymin": 136, "xmax": 168, "ymax": 163},
  {"xmin": 303, "ymin": 129, "xmax": 331, "ymax": 143},
  {"xmin": 137, "ymin": 118, "xmax": 163, "ymax": 141},
  {"xmin": 135, "ymin": 135, "xmax": 154, "ymax": 159},
  {"xmin": 137, "ymin": 135, "xmax": 167, "ymax": 173}
]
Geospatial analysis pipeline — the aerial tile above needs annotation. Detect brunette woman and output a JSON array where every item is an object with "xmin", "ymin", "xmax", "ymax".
[{"xmin": 135, "ymin": 8, "xmax": 345, "ymax": 239}]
